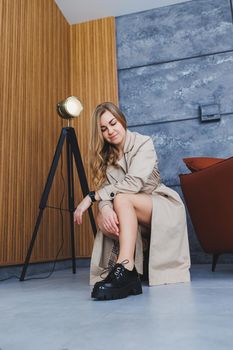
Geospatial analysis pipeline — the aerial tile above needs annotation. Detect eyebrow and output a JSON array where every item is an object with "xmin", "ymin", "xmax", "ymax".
[{"xmin": 100, "ymin": 118, "xmax": 116, "ymax": 128}]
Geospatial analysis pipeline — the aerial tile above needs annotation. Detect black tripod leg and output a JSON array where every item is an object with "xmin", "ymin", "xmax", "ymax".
[
  {"xmin": 66, "ymin": 138, "xmax": 76, "ymax": 274},
  {"xmin": 20, "ymin": 129, "xmax": 68, "ymax": 281},
  {"xmin": 212, "ymin": 254, "xmax": 220, "ymax": 272},
  {"xmin": 68, "ymin": 128, "xmax": 97, "ymax": 236},
  {"xmin": 20, "ymin": 210, "xmax": 43, "ymax": 281}
]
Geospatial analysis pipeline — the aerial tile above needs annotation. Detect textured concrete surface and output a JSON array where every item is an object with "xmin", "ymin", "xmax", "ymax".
[
  {"xmin": 119, "ymin": 53, "xmax": 233, "ymax": 125},
  {"xmin": 116, "ymin": 0, "xmax": 233, "ymax": 262},
  {"xmin": 116, "ymin": 0, "xmax": 233, "ymax": 69},
  {"xmin": 1, "ymin": 265, "xmax": 233, "ymax": 350},
  {"xmin": 132, "ymin": 115, "xmax": 233, "ymax": 185}
]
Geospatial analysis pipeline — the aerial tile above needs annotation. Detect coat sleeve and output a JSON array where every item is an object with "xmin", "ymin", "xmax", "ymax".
[
  {"xmin": 97, "ymin": 137, "xmax": 156, "ymax": 201},
  {"xmin": 97, "ymin": 178, "xmax": 114, "ymax": 211}
]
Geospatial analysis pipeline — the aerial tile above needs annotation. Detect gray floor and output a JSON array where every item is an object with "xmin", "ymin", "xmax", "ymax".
[{"xmin": 1, "ymin": 264, "xmax": 233, "ymax": 350}]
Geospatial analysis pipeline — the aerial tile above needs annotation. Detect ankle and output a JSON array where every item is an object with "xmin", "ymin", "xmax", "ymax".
[{"xmin": 116, "ymin": 258, "xmax": 134, "ymax": 271}]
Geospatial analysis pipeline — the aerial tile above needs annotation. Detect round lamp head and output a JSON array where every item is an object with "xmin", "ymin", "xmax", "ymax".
[{"xmin": 57, "ymin": 96, "xmax": 83, "ymax": 120}]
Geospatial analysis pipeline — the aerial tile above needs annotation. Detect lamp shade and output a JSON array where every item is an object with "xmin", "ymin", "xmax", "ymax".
[{"xmin": 57, "ymin": 96, "xmax": 83, "ymax": 119}]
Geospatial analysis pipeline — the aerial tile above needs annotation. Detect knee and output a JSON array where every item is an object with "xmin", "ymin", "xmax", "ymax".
[{"xmin": 113, "ymin": 193, "xmax": 132, "ymax": 210}]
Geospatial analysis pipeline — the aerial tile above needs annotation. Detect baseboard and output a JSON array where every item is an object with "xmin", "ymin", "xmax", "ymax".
[{"xmin": 0, "ymin": 258, "xmax": 91, "ymax": 280}]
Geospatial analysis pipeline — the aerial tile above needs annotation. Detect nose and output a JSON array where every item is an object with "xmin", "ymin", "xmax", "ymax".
[{"xmin": 108, "ymin": 126, "xmax": 114, "ymax": 135}]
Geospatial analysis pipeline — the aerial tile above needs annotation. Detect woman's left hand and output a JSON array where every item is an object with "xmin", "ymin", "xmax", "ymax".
[{"xmin": 74, "ymin": 195, "xmax": 92, "ymax": 225}]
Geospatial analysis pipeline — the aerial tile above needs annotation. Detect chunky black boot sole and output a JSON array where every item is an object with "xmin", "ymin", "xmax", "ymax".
[{"xmin": 91, "ymin": 279, "xmax": 142, "ymax": 300}]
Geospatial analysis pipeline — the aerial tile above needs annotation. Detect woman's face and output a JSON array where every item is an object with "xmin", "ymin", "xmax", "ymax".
[{"xmin": 100, "ymin": 110, "xmax": 126, "ymax": 149}]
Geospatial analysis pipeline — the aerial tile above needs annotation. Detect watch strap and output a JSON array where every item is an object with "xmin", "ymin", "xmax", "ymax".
[{"xmin": 88, "ymin": 191, "xmax": 96, "ymax": 204}]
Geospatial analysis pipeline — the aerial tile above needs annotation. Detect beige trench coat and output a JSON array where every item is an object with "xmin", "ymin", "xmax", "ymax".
[{"xmin": 90, "ymin": 129, "xmax": 191, "ymax": 286}]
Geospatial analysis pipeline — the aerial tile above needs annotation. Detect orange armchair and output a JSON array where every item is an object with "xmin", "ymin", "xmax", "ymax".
[{"xmin": 179, "ymin": 156, "xmax": 233, "ymax": 271}]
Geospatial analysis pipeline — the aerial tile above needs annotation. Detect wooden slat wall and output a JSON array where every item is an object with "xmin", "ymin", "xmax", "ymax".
[
  {"xmin": 0, "ymin": 0, "xmax": 71, "ymax": 265},
  {"xmin": 0, "ymin": 2, "xmax": 118, "ymax": 265},
  {"xmin": 70, "ymin": 17, "xmax": 119, "ymax": 257}
]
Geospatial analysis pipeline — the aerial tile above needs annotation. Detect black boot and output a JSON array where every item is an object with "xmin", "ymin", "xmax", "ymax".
[{"xmin": 91, "ymin": 262, "xmax": 142, "ymax": 300}]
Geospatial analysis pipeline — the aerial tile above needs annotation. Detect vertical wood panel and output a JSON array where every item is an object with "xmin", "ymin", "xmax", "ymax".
[
  {"xmin": 70, "ymin": 17, "xmax": 118, "ymax": 257},
  {"xmin": 0, "ymin": 3, "xmax": 118, "ymax": 265},
  {"xmin": 0, "ymin": 0, "xmax": 71, "ymax": 265}
]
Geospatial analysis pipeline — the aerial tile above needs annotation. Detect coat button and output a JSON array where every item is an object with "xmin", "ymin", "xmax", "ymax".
[{"xmin": 110, "ymin": 192, "xmax": 115, "ymax": 197}]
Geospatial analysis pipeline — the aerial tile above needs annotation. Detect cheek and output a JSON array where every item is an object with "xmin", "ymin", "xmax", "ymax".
[
  {"xmin": 117, "ymin": 125, "xmax": 125, "ymax": 137},
  {"xmin": 102, "ymin": 131, "xmax": 109, "ymax": 140}
]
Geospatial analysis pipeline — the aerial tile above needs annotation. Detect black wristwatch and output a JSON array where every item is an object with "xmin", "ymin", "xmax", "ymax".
[{"xmin": 88, "ymin": 191, "xmax": 96, "ymax": 205}]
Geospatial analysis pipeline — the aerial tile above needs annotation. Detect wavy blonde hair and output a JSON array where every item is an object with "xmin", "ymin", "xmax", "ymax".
[{"xmin": 90, "ymin": 102, "xmax": 127, "ymax": 189}]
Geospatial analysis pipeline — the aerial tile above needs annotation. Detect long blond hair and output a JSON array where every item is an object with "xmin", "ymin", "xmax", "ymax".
[{"xmin": 90, "ymin": 102, "xmax": 127, "ymax": 189}]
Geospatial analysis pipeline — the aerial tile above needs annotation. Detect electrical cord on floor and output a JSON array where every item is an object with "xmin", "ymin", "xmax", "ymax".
[
  {"xmin": 0, "ymin": 274, "xmax": 21, "ymax": 282},
  {"xmin": 0, "ymin": 152, "xmax": 66, "ymax": 283}
]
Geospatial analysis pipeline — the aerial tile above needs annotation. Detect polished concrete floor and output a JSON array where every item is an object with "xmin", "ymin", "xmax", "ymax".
[{"xmin": 1, "ymin": 264, "xmax": 233, "ymax": 350}]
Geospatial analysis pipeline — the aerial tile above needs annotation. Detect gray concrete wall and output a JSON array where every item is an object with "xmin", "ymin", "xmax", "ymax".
[{"xmin": 116, "ymin": 0, "xmax": 233, "ymax": 263}]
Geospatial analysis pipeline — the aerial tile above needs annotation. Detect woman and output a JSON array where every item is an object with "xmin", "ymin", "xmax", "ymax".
[{"xmin": 74, "ymin": 102, "xmax": 191, "ymax": 300}]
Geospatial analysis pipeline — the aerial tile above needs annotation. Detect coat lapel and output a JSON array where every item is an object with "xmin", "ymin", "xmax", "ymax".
[{"xmin": 106, "ymin": 130, "xmax": 135, "ymax": 180}]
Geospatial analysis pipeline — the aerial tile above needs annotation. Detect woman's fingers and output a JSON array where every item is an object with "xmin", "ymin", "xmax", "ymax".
[
  {"xmin": 79, "ymin": 214, "xmax": 82, "ymax": 225},
  {"xmin": 104, "ymin": 224, "xmax": 110, "ymax": 233},
  {"xmin": 111, "ymin": 215, "xmax": 119, "ymax": 233},
  {"xmin": 113, "ymin": 213, "xmax": 119, "ymax": 225},
  {"xmin": 73, "ymin": 196, "xmax": 91, "ymax": 225},
  {"xmin": 104, "ymin": 218, "xmax": 119, "ymax": 235},
  {"xmin": 104, "ymin": 221, "xmax": 113, "ymax": 233},
  {"xmin": 74, "ymin": 209, "xmax": 83, "ymax": 225},
  {"xmin": 106, "ymin": 220, "xmax": 114, "ymax": 233}
]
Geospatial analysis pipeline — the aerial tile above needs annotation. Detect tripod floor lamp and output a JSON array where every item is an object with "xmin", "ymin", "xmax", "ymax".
[{"xmin": 20, "ymin": 96, "xmax": 97, "ymax": 281}]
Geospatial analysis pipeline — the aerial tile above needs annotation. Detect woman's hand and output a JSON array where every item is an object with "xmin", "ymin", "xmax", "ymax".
[
  {"xmin": 101, "ymin": 205, "xmax": 119, "ymax": 237},
  {"xmin": 74, "ymin": 195, "xmax": 92, "ymax": 225}
]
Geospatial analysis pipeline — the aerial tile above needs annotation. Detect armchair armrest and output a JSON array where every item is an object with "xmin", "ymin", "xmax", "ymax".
[{"xmin": 179, "ymin": 156, "xmax": 233, "ymax": 253}]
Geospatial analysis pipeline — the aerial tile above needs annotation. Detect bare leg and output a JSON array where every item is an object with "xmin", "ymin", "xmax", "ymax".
[{"xmin": 113, "ymin": 193, "xmax": 152, "ymax": 270}]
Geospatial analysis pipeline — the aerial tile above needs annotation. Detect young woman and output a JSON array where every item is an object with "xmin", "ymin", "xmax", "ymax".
[{"xmin": 74, "ymin": 102, "xmax": 190, "ymax": 300}]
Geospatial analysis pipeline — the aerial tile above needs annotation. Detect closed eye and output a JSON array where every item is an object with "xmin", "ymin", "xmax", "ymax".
[{"xmin": 101, "ymin": 119, "xmax": 117, "ymax": 132}]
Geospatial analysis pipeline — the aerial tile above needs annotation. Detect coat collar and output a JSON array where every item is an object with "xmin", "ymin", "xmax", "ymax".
[
  {"xmin": 123, "ymin": 129, "xmax": 135, "ymax": 154},
  {"xmin": 107, "ymin": 129, "xmax": 135, "ymax": 176}
]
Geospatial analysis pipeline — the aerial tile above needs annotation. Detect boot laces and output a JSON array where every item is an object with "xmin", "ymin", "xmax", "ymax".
[{"xmin": 100, "ymin": 259, "xmax": 129, "ymax": 279}]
